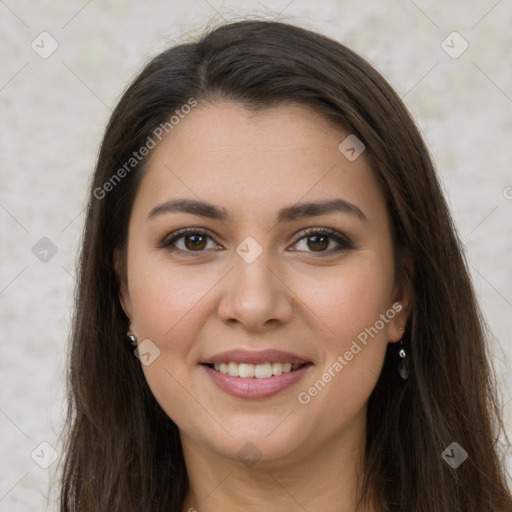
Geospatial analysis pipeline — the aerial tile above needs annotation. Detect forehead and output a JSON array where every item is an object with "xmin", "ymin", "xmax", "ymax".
[{"xmin": 133, "ymin": 101, "xmax": 385, "ymax": 224}]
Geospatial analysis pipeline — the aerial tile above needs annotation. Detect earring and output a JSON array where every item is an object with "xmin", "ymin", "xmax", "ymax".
[
  {"xmin": 397, "ymin": 328, "xmax": 410, "ymax": 380},
  {"xmin": 127, "ymin": 330, "xmax": 138, "ymax": 347}
]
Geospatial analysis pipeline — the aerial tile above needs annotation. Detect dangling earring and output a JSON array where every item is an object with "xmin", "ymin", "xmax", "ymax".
[
  {"xmin": 398, "ymin": 327, "xmax": 410, "ymax": 380},
  {"xmin": 127, "ymin": 330, "xmax": 138, "ymax": 347}
]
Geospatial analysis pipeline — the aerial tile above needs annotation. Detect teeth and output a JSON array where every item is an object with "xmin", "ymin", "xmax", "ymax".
[
  {"xmin": 272, "ymin": 362, "xmax": 282, "ymax": 376},
  {"xmin": 255, "ymin": 363, "xmax": 272, "ymax": 378},
  {"xmin": 228, "ymin": 362, "xmax": 238, "ymax": 377},
  {"xmin": 239, "ymin": 363, "xmax": 255, "ymax": 378},
  {"xmin": 210, "ymin": 362, "xmax": 302, "ymax": 378}
]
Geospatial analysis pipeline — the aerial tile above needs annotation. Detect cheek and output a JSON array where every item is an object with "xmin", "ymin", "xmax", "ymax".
[
  {"xmin": 289, "ymin": 252, "xmax": 394, "ymax": 412},
  {"xmin": 292, "ymin": 277, "xmax": 393, "ymax": 440},
  {"xmin": 126, "ymin": 257, "xmax": 219, "ymax": 430},
  {"xmin": 292, "ymin": 255, "xmax": 395, "ymax": 349},
  {"xmin": 128, "ymin": 252, "xmax": 219, "ymax": 343}
]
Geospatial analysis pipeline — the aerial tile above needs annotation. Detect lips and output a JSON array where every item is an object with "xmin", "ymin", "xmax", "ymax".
[{"xmin": 200, "ymin": 349, "xmax": 313, "ymax": 399}]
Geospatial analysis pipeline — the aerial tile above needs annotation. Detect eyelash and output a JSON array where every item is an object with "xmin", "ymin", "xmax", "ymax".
[{"xmin": 159, "ymin": 227, "xmax": 354, "ymax": 257}]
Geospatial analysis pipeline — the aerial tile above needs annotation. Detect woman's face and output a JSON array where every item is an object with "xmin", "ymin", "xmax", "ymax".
[{"xmin": 118, "ymin": 101, "xmax": 410, "ymax": 466}]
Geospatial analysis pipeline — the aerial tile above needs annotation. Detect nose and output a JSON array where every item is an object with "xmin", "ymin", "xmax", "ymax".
[{"xmin": 217, "ymin": 245, "xmax": 294, "ymax": 332}]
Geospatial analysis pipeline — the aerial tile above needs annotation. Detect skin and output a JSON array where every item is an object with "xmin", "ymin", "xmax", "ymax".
[{"xmin": 116, "ymin": 101, "xmax": 411, "ymax": 512}]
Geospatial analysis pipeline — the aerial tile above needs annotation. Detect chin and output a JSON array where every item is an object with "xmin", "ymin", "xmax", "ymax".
[{"xmin": 192, "ymin": 418, "xmax": 310, "ymax": 467}]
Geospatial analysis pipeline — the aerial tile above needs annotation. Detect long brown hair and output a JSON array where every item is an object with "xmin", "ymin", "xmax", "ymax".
[{"xmin": 56, "ymin": 19, "xmax": 512, "ymax": 511}]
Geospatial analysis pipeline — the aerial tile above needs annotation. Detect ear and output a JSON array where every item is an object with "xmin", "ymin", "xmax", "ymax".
[
  {"xmin": 113, "ymin": 248, "xmax": 133, "ymax": 320},
  {"xmin": 388, "ymin": 255, "xmax": 414, "ymax": 343}
]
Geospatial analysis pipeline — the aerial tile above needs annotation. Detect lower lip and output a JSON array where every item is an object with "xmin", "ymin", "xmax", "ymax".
[{"xmin": 201, "ymin": 364, "xmax": 313, "ymax": 399}]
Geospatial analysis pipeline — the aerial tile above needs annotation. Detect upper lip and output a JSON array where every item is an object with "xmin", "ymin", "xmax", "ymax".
[{"xmin": 200, "ymin": 349, "xmax": 311, "ymax": 365}]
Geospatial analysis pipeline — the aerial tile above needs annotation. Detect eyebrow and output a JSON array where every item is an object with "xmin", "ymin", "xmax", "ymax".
[{"xmin": 147, "ymin": 197, "xmax": 367, "ymax": 223}]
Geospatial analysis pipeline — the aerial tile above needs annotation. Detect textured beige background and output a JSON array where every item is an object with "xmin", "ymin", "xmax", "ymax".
[{"xmin": 0, "ymin": 1, "xmax": 511, "ymax": 510}]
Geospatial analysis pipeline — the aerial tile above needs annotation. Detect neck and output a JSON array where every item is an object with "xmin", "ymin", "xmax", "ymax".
[{"xmin": 180, "ymin": 407, "xmax": 374, "ymax": 512}]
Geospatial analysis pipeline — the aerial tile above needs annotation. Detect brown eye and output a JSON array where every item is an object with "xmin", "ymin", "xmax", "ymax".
[
  {"xmin": 161, "ymin": 229, "xmax": 221, "ymax": 253},
  {"xmin": 292, "ymin": 228, "xmax": 353, "ymax": 255},
  {"xmin": 306, "ymin": 234, "xmax": 330, "ymax": 252},
  {"xmin": 183, "ymin": 233, "xmax": 207, "ymax": 251}
]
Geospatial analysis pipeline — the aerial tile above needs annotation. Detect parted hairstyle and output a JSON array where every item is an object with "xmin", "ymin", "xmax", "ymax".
[{"xmin": 56, "ymin": 18, "xmax": 512, "ymax": 512}]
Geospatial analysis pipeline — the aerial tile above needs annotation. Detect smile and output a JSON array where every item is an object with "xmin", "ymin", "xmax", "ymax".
[
  {"xmin": 201, "ymin": 362, "xmax": 313, "ymax": 399},
  {"xmin": 208, "ymin": 362, "xmax": 303, "ymax": 378}
]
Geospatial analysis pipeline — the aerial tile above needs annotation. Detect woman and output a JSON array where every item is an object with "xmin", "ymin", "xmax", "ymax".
[{"xmin": 57, "ymin": 19, "xmax": 512, "ymax": 511}]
